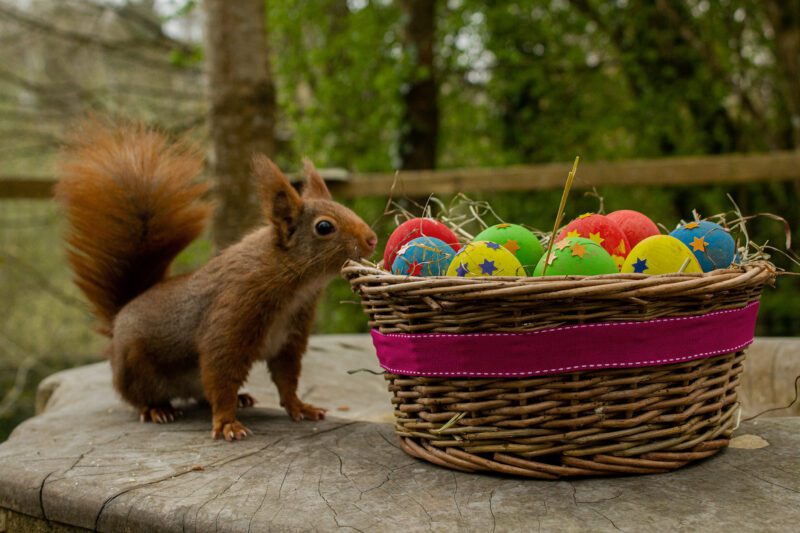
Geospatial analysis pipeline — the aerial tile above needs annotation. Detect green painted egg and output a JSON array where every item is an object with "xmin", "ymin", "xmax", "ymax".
[
  {"xmin": 621, "ymin": 235, "xmax": 703, "ymax": 275},
  {"xmin": 474, "ymin": 223, "xmax": 544, "ymax": 275},
  {"xmin": 446, "ymin": 241, "xmax": 525, "ymax": 277},
  {"xmin": 533, "ymin": 237, "xmax": 618, "ymax": 276}
]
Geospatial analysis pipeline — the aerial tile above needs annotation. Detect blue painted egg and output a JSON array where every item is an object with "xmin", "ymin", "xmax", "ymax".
[
  {"xmin": 669, "ymin": 220, "xmax": 736, "ymax": 272},
  {"xmin": 391, "ymin": 236, "xmax": 456, "ymax": 276}
]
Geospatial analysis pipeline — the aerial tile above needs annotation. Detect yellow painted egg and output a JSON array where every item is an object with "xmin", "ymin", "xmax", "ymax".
[
  {"xmin": 446, "ymin": 241, "xmax": 525, "ymax": 277},
  {"xmin": 621, "ymin": 235, "xmax": 703, "ymax": 275}
]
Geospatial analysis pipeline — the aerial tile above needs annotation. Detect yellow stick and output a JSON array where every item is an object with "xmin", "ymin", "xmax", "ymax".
[{"xmin": 541, "ymin": 157, "xmax": 580, "ymax": 276}]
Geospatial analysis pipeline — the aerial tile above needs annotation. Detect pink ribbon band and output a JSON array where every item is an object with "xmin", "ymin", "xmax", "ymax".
[{"xmin": 371, "ymin": 302, "xmax": 760, "ymax": 377}]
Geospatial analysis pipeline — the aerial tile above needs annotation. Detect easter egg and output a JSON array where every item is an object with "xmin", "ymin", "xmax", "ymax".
[
  {"xmin": 446, "ymin": 241, "xmax": 525, "ymax": 278},
  {"xmin": 473, "ymin": 223, "xmax": 544, "ymax": 275},
  {"xmin": 621, "ymin": 235, "xmax": 702, "ymax": 275},
  {"xmin": 533, "ymin": 237, "xmax": 618, "ymax": 276},
  {"xmin": 557, "ymin": 213, "xmax": 630, "ymax": 270},
  {"xmin": 383, "ymin": 218, "xmax": 461, "ymax": 270},
  {"xmin": 669, "ymin": 220, "xmax": 736, "ymax": 272},
  {"xmin": 390, "ymin": 236, "xmax": 456, "ymax": 276},
  {"xmin": 607, "ymin": 210, "xmax": 660, "ymax": 248}
]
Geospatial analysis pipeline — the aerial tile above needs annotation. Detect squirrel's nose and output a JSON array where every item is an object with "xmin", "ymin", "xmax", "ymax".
[{"xmin": 366, "ymin": 235, "xmax": 378, "ymax": 252}]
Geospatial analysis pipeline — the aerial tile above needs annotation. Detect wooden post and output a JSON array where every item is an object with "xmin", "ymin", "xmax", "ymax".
[{"xmin": 204, "ymin": 0, "xmax": 277, "ymax": 247}]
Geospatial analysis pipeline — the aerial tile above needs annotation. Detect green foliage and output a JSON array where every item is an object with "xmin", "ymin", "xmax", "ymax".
[
  {"xmin": 266, "ymin": 0, "xmax": 797, "ymax": 165},
  {"xmin": 268, "ymin": 0, "xmax": 404, "ymax": 170},
  {"xmin": 168, "ymin": 46, "xmax": 204, "ymax": 68},
  {"xmin": 261, "ymin": 0, "xmax": 798, "ymax": 334}
]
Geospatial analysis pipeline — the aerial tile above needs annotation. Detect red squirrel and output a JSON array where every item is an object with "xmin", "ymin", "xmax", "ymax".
[{"xmin": 55, "ymin": 121, "xmax": 377, "ymax": 441}]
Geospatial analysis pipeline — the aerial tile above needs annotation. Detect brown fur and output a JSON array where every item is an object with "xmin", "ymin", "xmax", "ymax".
[
  {"xmin": 56, "ymin": 122, "xmax": 377, "ymax": 441},
  {"xmin": 55, "ymin": 121, "xmax": 212, "ymax": 334}
]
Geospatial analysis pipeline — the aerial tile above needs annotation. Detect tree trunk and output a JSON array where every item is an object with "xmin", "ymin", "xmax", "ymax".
[
  {"xmin": 204, "ymin": 0, "xmax": 277, "ymax": 247},
  {"xmin": 399, "ymin": 0, "xmax": 438, "ymax": 170},
  {"xmin": 765, "ymin": 0, "xmax": 800, "ymax": 149}
]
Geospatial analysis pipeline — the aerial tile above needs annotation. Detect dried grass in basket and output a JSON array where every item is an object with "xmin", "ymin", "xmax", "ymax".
[{"xmin": 344, "ymin": 260, "xmax": 777, "ymax": 477}]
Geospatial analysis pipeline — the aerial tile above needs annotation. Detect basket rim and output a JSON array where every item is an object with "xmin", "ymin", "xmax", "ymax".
[
  {"xmin": 344, "ymin": 258, "xmax": 774, "ymax": 282},
  {"xmin": 343, "ymin": 259, "xmax": 776, "ymax": 300}
]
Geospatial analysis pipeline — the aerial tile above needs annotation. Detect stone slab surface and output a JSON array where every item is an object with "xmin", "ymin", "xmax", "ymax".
[
  {"xmin": 739, "ymin": 337, "xmax": 800, "ymax": 417},
  {"xmin": 0, "ymin": 335, "xmax": 798, "ymax": 532},
  {"xmin": 33, "ymin": 334, "xmax": 393, "ymax": 424}
]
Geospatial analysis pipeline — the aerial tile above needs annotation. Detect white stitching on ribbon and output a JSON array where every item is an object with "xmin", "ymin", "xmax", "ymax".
[{"xmin": 379, "ymin": 340, "xmax": 752, "ymax": 377}]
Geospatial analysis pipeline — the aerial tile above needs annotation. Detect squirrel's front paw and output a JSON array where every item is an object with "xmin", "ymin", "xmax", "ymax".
[
  {"xmin": 212, "ymin": 419, "xmax": 252, "ymax": 441},
  {"xmin": 283, "ymin": 398, "xmax": 327, "ymax": 421}
]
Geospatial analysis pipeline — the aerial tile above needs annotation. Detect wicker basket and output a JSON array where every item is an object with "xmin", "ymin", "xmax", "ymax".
[{"xmin": 344, "ymin": 260, "xmax": 776, "ymax": 478}]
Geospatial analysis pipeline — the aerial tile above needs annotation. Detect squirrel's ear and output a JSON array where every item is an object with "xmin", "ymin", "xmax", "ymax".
[
  {"xmin": 252, "ymin": 155, "xmax": 303, "ymax": 245},
  {"xmin": 301, "ymin": 157, "xmax": 332, "ymax": 200}
]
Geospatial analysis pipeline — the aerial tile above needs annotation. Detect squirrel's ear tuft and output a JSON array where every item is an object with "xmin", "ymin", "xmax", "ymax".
[
  {"xmin": 301, "ymin": 157, "xmax": 332, "ymax": 200},
  {"xmin": 252, "ymin": 155, "xmax": 303, "ymax": 245}
]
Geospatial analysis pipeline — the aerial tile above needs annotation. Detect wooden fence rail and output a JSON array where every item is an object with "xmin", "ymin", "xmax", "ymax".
[{"xmin": 2, "ymin": 151, "xmax": 799, "ymax": 200}]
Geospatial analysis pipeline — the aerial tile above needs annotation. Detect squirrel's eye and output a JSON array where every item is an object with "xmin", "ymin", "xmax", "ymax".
[{"xmin": 315, "ymin": 219, "xmax": 336, "ymax": 236}]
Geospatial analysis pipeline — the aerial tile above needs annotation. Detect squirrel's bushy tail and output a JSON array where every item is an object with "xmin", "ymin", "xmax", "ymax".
[{"xmin": 55, "ymin": 121, "xmax": 213, "ymax": 334}]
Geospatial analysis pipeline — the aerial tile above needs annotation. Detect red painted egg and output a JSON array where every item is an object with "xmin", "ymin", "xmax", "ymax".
[
  {"xmin": 607, "ymin": 210, "xmax": 660, "ymax": 248},
  {"xmin": 556, "ymin": 213, "xmax": 630, "ymax": 270},
  {"xmin": 383, "ymin": 218, "xmax": 461, "ymax": 270}
]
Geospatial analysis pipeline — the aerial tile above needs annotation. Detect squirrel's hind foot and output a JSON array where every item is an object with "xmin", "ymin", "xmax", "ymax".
[
  {"xmin": 283, "ymin": 398, "xmax": 327, "ymax": 421},
  {"xmin": 139, "ymin": 404, "xmax": 181, "ymax": 424},
  {"xmin": 238, "ymin": 393, "xmax": 257, "ymax": 408}
]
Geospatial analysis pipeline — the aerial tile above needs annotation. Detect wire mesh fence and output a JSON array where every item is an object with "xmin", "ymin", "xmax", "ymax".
[{"xmin": 0, "ymin": 198, "xmax": 103, "ymax": 438}]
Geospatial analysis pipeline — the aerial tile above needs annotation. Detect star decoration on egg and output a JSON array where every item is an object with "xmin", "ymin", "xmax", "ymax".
[
  {"xmin": 396, "ymin": 242, "xmax": 413, "ymax": 256},
  {"xmin": 588, "ymin": 232, "xmax": 605, "ymax": 245},
  {"xmin": 407, "ymin": 260, "xmax": 423, "ymax": 276},
  {"xmin": 485, "ymin": 241, "xmax": 501, "ymax": 250},
  {"xmin": 479, "ymin": 259, "xmax": 497, "ymax": 275},
  {"xmin": 691, "ymin": 236, "xmax": 707, "ymax": 252},
  {"xmin": 571, "ymin": 243, "xmax": 587, "ymax": 258},
  {"xmin": 554, "ymin": 240, "xmax": 570, "ymax": 251},
  {"xmin": 567, "ymin": 229, "xmax": 581, "ymax": 238},
  {"xmin": 684, "ymin": 221, "xmax": 700, "ymax": 230},
  {"xmin": 456, "ymin": 263, "xmax": 469, "ymax": 277},
  {"xmin": 504, "ymin": 239, "xmax": 521, "ymax": 254},
  {"xmin": 545, "ymin": 253, "xmax": 557, "ymax": 265},
  {"xmin": 496, "ymin": 223, "xmax": 511, "ymax": 229},
  {"xmin": 632, "ymin": 257, "xmax": 648, "ymax": 273}
]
